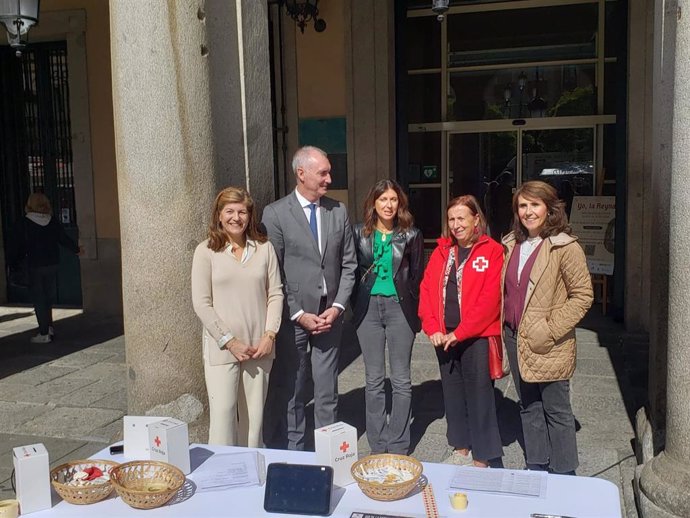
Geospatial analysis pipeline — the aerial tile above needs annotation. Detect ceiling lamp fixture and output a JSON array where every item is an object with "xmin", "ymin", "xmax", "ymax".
[
  {"xmin": 0, "ymin": 0, "xmax": 40, "ymax": 57},
  {"xmin": 283, "ymin": 0, "xmax": 326, "ymax": 33},
  {"xmin": 432, "ymin": 0, "xmax": 450, "ymax": 22}
]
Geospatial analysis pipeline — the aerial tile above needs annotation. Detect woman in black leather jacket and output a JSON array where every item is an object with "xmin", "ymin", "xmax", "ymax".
[{"xmin": 352, "ymin": 179, "xmax": 424, "ymax": 454}]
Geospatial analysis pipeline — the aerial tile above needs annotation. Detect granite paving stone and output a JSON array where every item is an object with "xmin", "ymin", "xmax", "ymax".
[
  {"xmin": 10, "ymin": 377, "xmax": 97, "ymax": 405},
  {"xmin": 87, "ymin": 419, "xmax": 124, "ymax": 445},
  {"xmin": 54, "ymin": 379, "xmax": 126, "ymax": 408},
  {"xmin": 0, "ymin": 381, "xmax": 37, "ymax": 402},
  {"xmin": 412, "ymin": 432, "xmax": 454, "ymax": 464},
  {"xmin": 91, "ymin": 388, "xmax": 128, "ymax": 411},
  {"xmin": 50, "ymin": 351, "xmax": 119, "ymax": 369},
  {"xmin": 575, "ymin": 357, "xmax": 619, "ymax": 377},
  {"xmin": 19, "ymin": 407, "xmax": 124, "ymax": 441},
  {"xmin": 8, "ymin": 364, "xmax": 78, "ymax": 386},
  {"xmin": 571, "ymin": 374, "xmax": 625, "ymax": 398},
  {"xmin": 60, "ymin": 362, "xmax": 127, "ymax": 383},
  {"xmin": 0, "ymin": 401, "xmax": 55, "ymax": 433},
  {"xmin": 0, "ymin": 467, "xmax": 12, "ymax": 492}
]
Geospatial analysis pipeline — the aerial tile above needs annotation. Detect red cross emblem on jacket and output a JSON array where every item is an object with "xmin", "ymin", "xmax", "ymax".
[{"xmin": 472, "ymin": 256, "xmax": 489, "ymax": 272}]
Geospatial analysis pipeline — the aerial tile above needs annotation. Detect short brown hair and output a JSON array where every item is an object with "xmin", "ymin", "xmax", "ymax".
[
  {"xmin": 511, "ymin": 180, "xmax": 571, "ymax": 243},
  {"xmin": 361, "ymin": 179, "xmax": 414, "ymax": 237},
  {"xmin": 443, "ymin": 195, "xmax": 487, "ymax": 245},
  {"xmin": 207, "ymin": 187, "xmax": 267, "ymax": 252},
  {"xmin": 25, "ymin": 193, "xmax": 52, "ymax": 215}
]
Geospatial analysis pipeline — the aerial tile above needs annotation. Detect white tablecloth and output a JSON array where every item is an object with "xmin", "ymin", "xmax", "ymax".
[{"xmin": 32, "ymin": 444, "xmax": 621, "ymax": 517}]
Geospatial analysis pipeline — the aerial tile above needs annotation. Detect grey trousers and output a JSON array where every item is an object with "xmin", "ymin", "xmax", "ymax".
[
  {"xmin": 356, "ymin": 295, "xmax": 414, "ymax": 455},
  {"xmin": 265, "ymin": 299, "xmax": 344, "ymax": 451},
  {"xmin": 504, "ymin": 325, "xmax": 579, "ymax": 473}
]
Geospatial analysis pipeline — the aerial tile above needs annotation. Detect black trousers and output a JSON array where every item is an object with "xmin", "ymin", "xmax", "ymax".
[
  {"xmin": 435, "ymin": 336, "xmax": 503, "ymax": 461},
  {"xmin": 29, "ymin": 265, "xmax": 57, "ymax": 335}
]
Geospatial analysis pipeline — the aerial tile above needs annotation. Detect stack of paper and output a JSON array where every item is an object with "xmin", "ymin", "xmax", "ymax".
[
  {"xmin": 449, "ymin": 467, "xmax": 548, "ymax": 498},
  {"xmin": 188, "ymin": 451, "xmax": 266, "ymax": 492}
]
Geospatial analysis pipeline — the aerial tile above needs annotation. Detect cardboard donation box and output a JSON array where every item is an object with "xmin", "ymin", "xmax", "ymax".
[
  {"xmin": 12, "ymin": 443, "xmax": 51, "ymax": 514},
  {"xmin": 123, "ymin": 415, "xmax": 167, "ymax": 459},
  {"xmin": 315, "ymin": 422, "xmax": 357, "ymax": 487},
  {"xmin": 148, "ymin": 418, "xmax": 191, "ymax": 475}
]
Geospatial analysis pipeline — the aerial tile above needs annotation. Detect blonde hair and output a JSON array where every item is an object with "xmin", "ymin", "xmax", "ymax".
[{"xmin": 25, "ymin": 193, "xmax": 52, "ymax": 215}]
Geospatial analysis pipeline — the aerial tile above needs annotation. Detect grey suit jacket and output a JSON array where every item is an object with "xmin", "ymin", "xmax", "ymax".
[{"xmin": 262, "ymin": 192, "xmax": 357, "ymax": 317}]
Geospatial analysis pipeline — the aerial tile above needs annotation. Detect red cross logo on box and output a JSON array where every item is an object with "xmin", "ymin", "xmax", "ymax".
[
  {"xmin": 154, "ymin": 436, "xmax": 161, "ymax": 447},
  {"xmin": 339, "ymin": 441, "xmax": 349, "ymax": 453},
  {"xmin": 472, "ymin": 256, "xmax": 489, "ymax": 272}
]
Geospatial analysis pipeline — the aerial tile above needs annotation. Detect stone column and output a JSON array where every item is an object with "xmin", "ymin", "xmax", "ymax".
[
  {"xmin": 110, "ymin": 0, "xmax": 274, "ymax": 440},
  {"xmin": 345, "ymin": 0, "xmax": 396, "ymax": 217},
  {"xmin": 638, "ymin": 1, "xmax": 690, "ymax": 515}
]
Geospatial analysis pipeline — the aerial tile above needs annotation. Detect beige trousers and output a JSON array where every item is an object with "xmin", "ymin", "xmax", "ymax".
[{"xmin": 204, "ymin": 355, "xmax": 273, "ymax": 447}]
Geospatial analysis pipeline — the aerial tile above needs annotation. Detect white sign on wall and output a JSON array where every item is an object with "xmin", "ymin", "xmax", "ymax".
[{"xmin": 569, "ymin": 196, "xmax": 615, "ymax": 275}]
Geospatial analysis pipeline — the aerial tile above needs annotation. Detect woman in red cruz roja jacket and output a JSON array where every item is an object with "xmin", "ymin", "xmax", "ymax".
[{"xmin": 419, "ymin": 195, "xmax": 504, "ymax": 468}]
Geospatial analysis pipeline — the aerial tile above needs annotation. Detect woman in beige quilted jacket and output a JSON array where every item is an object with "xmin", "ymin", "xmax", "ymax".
[{"xmin": 501, "ymin": 181, "xmax": 593, "ymax": 475}]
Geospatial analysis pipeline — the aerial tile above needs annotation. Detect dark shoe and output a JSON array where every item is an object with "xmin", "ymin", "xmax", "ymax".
[{"xmin": 525, "ymin": 463, "xmax": 548, "ymax": 471}]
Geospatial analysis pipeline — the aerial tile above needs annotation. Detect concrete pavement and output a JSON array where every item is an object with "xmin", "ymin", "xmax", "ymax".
[{"xmin": 0, "ymin": 305, "xmax": 644, "ymax": 516}]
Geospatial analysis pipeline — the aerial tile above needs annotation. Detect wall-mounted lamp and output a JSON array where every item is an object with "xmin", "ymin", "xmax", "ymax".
[
  {"xmin": 281, "ymin": 0, "xmax": 326, "ymax": 33},
  {"xmin": 0, "ymin": 0, "xmax": 40, "ymax": 57}
]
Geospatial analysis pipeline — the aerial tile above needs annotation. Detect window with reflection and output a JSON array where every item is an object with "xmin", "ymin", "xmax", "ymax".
[
  {"xmin": 409, "ymin": 188, "xmax": 443, "ymax": 239},
  {"xmin": 407, "ymin": 73, "xmax": 441, "ymax": 124},
  {"xmin": 522, "ymin": 128, "xmax": 595, "ymax": 215},
  {"xmin": 447, "ymin": 4, "xmax": 598, "ymax": 66},
  {"xmin": 406, "ymin": 16, "xmax": 440, "ymax": 69},
  {"xmin": 448, "ymin": 64, "xmax": 596, "ymax": 121},
  {"xmin": 408, "ymin": 131, "xmax": 442, "ymax": 184},
  {"xmin": 449, "ymin": 132, "xmax": 516, "ymax": 239}
]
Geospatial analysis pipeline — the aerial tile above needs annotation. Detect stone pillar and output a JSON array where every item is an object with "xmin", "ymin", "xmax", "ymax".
[
  {"xmin": 110, "ymin": 0, "xmax": 273, "ymax": 440},
  {"xmin": 648, "ymin": 0, "xmax": 677, "ymax": 436},
  {"xmin": 638, "ymin": 1, "xmax": 690, "ymax": 515},
  {"xmin": 345, "ymin": 0, "xmax": 396, "ymax": 218}
]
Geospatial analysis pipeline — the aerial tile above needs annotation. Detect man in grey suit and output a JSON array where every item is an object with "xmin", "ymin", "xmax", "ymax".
[{"xmin": 262, "ymin": 146, "xmax": 357, "ymax": 450}]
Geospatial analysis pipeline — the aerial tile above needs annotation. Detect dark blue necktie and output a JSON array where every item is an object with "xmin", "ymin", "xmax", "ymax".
[{"xmin": 308, "ymin": 203, "xmax": 319, "ymax": 247}]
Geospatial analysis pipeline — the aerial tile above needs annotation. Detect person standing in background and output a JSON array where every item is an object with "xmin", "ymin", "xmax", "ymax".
[{"xmin": 9, "ymin": 193, "xmax": 80, "ymax": 344}]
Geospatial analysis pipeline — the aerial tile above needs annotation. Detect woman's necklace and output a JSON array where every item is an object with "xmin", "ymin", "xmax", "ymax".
[{"xmin": 376, "ymin": 225, "xmax": 394, "ymax": 242}]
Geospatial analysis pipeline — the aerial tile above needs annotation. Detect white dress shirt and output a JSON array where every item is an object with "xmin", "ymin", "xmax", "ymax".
[{"xmin": 292, "ymin": 189, "xmax": 344, "ymax": 320}]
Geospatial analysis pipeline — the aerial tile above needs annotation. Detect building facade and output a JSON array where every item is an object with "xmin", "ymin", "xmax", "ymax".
[{"xmin": 0, "ymin": 1, "xmax": 687, "ymax": 515}]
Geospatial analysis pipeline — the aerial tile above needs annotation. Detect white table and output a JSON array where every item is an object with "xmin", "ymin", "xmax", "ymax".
[{"xmin": 33, "ymin": 444, "xmax": 621, "ymax": 517}]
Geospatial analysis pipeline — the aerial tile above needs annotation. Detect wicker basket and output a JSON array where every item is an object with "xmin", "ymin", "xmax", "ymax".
[
  {"xmin": 351, "ymin": 454, "xmax": 423, "ymax": 501},
  {"xmin": 50, "ymin": 459, "xmax": 119, "ymax": 505},
  {"xmin": 110, "ymin": 460, "xmax": 185, "ymax": 510}
]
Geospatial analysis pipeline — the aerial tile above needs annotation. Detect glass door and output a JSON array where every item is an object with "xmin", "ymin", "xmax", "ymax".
[
  {"xmin": 447, "ymin": 125, "xmax": 595, "ymax": 240},
  {"xmin": 449, "ymin": 131, "xmax": 517, "ymax": 240},
  {"xmin": 521, "ymin": 127, "xmax": 595, "ymax": 217}
]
